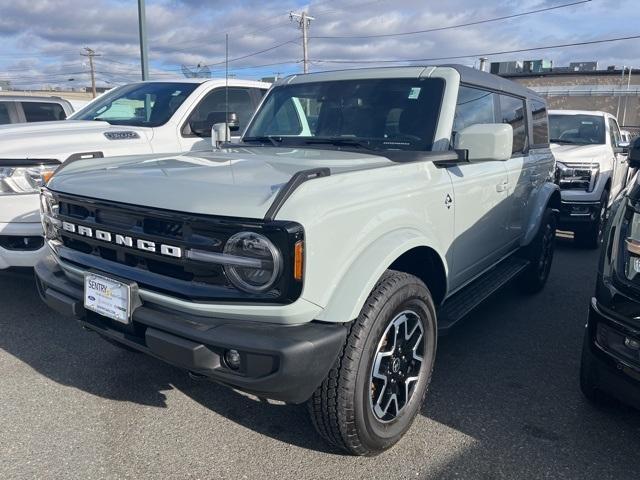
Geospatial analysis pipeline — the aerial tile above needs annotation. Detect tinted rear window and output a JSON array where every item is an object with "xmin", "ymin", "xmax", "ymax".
[{"xmin": 22, "ymin": 102, "xmax": 67, "ymax": 122}]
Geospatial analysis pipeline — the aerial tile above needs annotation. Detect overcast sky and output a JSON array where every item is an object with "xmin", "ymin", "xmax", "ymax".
[{"xmin": 0, "ymin": 0, "xmax": 638, "ymax": 89}]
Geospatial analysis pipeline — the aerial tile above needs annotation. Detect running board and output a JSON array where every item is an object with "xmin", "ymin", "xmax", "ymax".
[{"xmin": 437, "ymin": 256, "xmax": 530, "ymax": 335}]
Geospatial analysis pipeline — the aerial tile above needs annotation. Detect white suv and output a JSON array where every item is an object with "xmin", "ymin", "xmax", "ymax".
[
  {"xmin": 549, "ymin": 110, "xmax": 630, "ymax": 247},
  {"xmin": 0, "ymin": 79, "xmax": 269, "ymax": 269},
  {"xmin": 35, "ymin": 65, "xmax": 559, "ymax": 455}
]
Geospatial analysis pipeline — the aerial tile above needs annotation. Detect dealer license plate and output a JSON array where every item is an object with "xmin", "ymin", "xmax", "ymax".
[{"xmin": 84, "ymin": 273, "xmax": 131, "ymax": 324}]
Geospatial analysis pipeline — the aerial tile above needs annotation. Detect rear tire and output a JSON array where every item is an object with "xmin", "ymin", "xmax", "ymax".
[
  {"xmin": 517, "ymin": 207, "xmax": 556, "ymax": 293},
  {"xmin": 575, "ymin": 188, "xmax": 609, "ymax": 249},
  {"xmin": 308, "ymin": 270, "xmax": 437, "ymax": 456}
]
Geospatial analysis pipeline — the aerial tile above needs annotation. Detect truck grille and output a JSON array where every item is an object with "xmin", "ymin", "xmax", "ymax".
[{"xmin": 53, "ymin": 193, "xmax": 300, "ymax": 303}]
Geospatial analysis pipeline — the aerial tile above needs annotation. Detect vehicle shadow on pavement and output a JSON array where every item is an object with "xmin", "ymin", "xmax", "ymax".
[
  {"xmin": 0, "ymin": 269, "xmax": 175, "ymax": 408},
  {"xmin": 0, "ymin": 268, "xmax": 340, "ymax": 454},
  {"xmin": 419, "ymin": 242, "xmax": 640, "ymax": 479}
]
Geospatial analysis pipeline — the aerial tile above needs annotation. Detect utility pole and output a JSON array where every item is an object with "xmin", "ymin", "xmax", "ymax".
[
  {"xmin": 80, "ymin": 47, "xmax": 100, "ymax": 98},
  {"xmin": 623, "ymin": 67, "xmax": 633, "ymax": 126},
  {"xmin": 290, "ymin": 11, "xmax": 314, "ymax": 74},
  {"xmin": 138, "ymin": 0, "xmax": 149, "ymax": 80}
]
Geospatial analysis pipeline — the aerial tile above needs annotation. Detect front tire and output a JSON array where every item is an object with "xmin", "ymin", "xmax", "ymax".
[
  {"xmin": 308, "ymin": 270, "xmax": 437, "ymax": 456},
  {"xmin": 580, "ymin": 330, "xmax": 613, "ymax": 405},
  {"xmin": 575, "ymin": 188, "xmax": 609, "ymax": 249}
]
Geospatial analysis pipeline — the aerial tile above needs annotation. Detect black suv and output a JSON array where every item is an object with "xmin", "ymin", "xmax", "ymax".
[{"xmin": 580, "ymin": 137, "xmax": 640, "ymax": 408}]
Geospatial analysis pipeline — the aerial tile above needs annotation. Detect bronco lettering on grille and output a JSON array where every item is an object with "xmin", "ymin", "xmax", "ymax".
[{"xmin": 61, "ymin": 221, "xmax": 182, "ymax": 258}]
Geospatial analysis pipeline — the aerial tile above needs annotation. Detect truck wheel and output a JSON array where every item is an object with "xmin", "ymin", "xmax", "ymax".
[
  {"xmin": 308, "ymin": 270, "xmax": 437, "ymax": 456},
  {"xmin": 575, "ymin": 188, "xmax": 609, "ymax": 249},
  {"xmin": 517, "ymin": 207, "xmax": 556, "ymax": 293}
]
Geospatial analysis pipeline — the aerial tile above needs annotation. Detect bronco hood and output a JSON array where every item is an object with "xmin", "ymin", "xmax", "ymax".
[
  {"xmin": 47, "ymin": 147, "xmax": 393, "ymax": 219},
  {"xmin": 550, "ymin": 143, "xmax": 610, "ymax": 165},
  {"xmin": 0, "ymin": 120, "xmax": 152, "ymax": 160}
]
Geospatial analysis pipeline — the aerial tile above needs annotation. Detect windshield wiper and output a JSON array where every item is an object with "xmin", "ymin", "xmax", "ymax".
[
  {"xmin": 303, "ymin": 137, "xmax": 377, "ymax": 150},
  {"xmin": 242, "ymin": 136, "xmax": 282, "ymax": 147},
  {"xmin": 550, "ymin": 138, "xmax": 578, "ymax": 145}
]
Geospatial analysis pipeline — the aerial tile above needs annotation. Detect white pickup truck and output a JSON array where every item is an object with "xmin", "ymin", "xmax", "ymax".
[
  {"xmin": 0, "ymin": 78, "xmax": 270, "ymax": 269},
  {"xmin": 549, "ymin": 109, "xmax": 630, "ymax": 247}
]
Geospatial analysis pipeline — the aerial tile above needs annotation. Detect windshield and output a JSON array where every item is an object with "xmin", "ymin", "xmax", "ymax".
[
  {"xmin": 244, "ymin": 78, "xmax": 444, "ymax": 151},
  {"xmin": 71, "ymin": 82, "xmax": 199, "ymax": 127},
  {"xmin": 549, "ymin": 114, "xmax": 606, "ymax": 145}
]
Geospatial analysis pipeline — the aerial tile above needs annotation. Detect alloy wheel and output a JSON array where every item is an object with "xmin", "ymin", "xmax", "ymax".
[{"xmin": 369, "ymin": 310, "xmax": 425, "ymax": 422}]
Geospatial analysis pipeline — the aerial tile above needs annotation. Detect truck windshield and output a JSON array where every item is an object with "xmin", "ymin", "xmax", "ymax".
[
  {"xmin": 70, "ymin": 82, "xmax": 199, "ymax": 127},
  {"xmin": 549, "ymin": 114, "xmax": 606, "ymax": 145},
  {"xmin": 244, "ymin": 78, "xmax": 444, "ymax": 151}
]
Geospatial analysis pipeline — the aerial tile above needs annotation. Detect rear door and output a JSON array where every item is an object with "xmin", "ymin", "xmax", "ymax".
[
  {"xmin": 447, "ymin": 85, "xmax": 511, "ymax": 289},
  {"xmin": 500, "ymin": 93, "xmax": 534, "ymax": 246}
]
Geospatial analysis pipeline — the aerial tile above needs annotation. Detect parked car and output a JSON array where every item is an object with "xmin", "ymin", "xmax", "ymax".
[
  {"xmin": 0, "ymin": 95, "xmax": 73, "ymax": 125},
  {"xmin": 0, "ymin": 78, "xmax": 270, "ymax": 269},
  {"xmin": 35, "ymin": 65, "xmax": 559, "ymax": 455},
  {"xmin": 549, "ymin": 110, "xmax": 629, "ymax": 247},
  {"xmin": 580, "ymin": 137, "xmax": 640, "ymax": 409}
]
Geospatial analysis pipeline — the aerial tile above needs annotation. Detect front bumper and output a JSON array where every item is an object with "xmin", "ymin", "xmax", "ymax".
[
  {"xmin": 585, "ymin": 297, "xmax": 640, "ymax": 408},
  {"xmin": 0, "ymin": 193, "xmax": 46, "ymax": 269},
  {"xmin": 35, "ymin": 255, "xmax": 347, "ymax": 403},
  {"xmin": 0, "ymin": 221, "xmax": 47, "ymax": 269},
  {"xmin": 558, "ymin": 200, "xmax": 601, "ymax": 230}
]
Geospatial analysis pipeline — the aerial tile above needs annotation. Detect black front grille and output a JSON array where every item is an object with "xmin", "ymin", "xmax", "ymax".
[{"xmin": 53, "ymin": 193, "xmax": 303, "ymax": 303}]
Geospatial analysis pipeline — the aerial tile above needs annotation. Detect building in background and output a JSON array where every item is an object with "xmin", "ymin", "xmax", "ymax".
[
  {"xmin": 499, "ymin": 64, "xmax": 640, "ymax": 129},
  {"xmin": 0, "ymin": 80, "xmax": 11, "ymax": 91}
]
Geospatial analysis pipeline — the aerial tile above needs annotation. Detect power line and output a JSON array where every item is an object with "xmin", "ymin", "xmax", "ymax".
[
  {"xmin": 311, "ymin": 0, "xmax": 591, "ymax": 39},
  {"xmin": 312, "ymin": 33, "xmax": 640, "ymax": 64}
]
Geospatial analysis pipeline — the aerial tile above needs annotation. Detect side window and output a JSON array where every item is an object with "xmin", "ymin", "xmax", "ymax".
[
  {"xmin": 609, "ymin": 118, "xmax": 622, "ymax": 147},
  {"xmin": 531, "ymin": 99, "xmax": 549, "ymax": 146},
  {"xmin": 186, "ymin": 87, "xmax": 255, "ymax": 137},
  {"xmin": 0, "ymin": 102, "xmax": 11, "ymax": 125},
  {"xmin": 498, "ymin": 94, "xmax": 527, "ymax": 154},
  {"xmin": 22, "ymin": 102, "xmax": 66, "ymax": 122},
  {"xmin": 453, "ymin": 86, "xmax": 497, "ymax": 133}
]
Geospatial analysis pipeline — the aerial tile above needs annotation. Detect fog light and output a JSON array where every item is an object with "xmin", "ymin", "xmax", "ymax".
[{"xmin": 224, "ymin": 349, "xmax": 241, "ymax": 370}]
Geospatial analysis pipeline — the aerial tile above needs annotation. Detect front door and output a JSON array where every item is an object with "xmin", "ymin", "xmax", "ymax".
[{"xmin": 447, "ymin": 161, "xmax": 510, "ymax": 290}]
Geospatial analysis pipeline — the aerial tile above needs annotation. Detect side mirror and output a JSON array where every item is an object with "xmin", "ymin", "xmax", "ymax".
[
  {"xmin": 454, "ymin": 123, "xmax": 513, "ymax": 162},
  {"xmin": 628, "ymin": 137, "xmax": 640, "ymax": 168},
  {"xmin": 211, "ymin": 122, "xmax": 230, "ymax": 150},
  {"xmin": 615, "ymin": 141, "xmax": 630, "ymax": 155}
]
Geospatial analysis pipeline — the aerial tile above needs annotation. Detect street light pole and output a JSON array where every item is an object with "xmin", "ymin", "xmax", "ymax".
[{"xmin": 138, "ymin": 0, "xmax": 149, "ymax": 80}]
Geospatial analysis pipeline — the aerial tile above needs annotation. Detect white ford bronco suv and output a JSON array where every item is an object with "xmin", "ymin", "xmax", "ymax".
[
  {"xmin": 35, "ymin": 65, "xmax": 559, "ymax": 455},
  {"xmin": 549, "ymin": 109, "xmax": 630, "ymax": 247},
  {"xmin": 0, "ymin": 78, "xmax": 269, "ymax": 269}
]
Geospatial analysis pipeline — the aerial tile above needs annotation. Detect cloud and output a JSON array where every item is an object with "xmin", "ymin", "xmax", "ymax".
[{"xmin": 0, "ymin": 0, "xmax": 638, "ymax": 89}]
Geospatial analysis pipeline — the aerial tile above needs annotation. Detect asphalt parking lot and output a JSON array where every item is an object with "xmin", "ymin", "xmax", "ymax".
[{"xmin": 1, "ymin": 241, "xmax": 639, "ymax": 480}]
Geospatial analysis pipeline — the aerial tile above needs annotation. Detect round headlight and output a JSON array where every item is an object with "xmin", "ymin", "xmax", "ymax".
[{"xmin": 223, "ymin": 232, "xmax": 282, "ymax": 293}]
